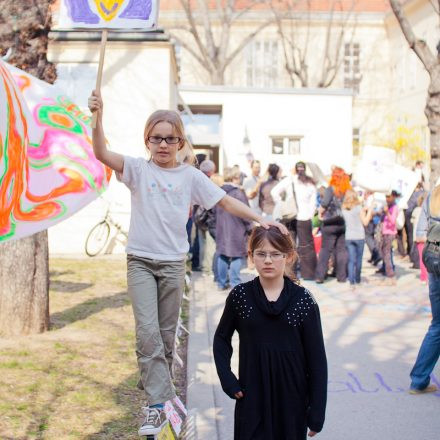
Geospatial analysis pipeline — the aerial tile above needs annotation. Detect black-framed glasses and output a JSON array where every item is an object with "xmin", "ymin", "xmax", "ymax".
[{"xmin": 147, "ymin": 136, "xmax": 182, "ymax": 145}]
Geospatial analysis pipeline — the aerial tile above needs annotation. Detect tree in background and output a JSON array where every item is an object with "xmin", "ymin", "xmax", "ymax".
[
  {"xmin": 389, "ymin": 0, "xmax": 440, "ymax": 186},
  {"xmin": 165, "ymin": 0, "xmax": 277, "ymax": 85},
  {"xmin": 271, "ymin": 0, "xmax": 358, "ymax": 88},
  {"xmin": 0, "ymin": 0, "xmax": 56, "ymax": 336},
  {"xmin": 387, "ymin": 121, "xmax": 427, "ymax": 167}
]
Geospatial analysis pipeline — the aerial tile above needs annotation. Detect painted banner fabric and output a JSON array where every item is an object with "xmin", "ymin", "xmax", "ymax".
[
  {"xmin": 59, "ymin": 0, "xmax": 159, "ymax": 29},
  {"xmin": 0, "ymin": 60, "xmax": 111, "ymax": 242}
]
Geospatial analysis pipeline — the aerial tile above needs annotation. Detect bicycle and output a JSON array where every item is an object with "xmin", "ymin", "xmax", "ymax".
[{"xmin": 85, "ymin": 207, "xmax": 128, "ymax": 257}]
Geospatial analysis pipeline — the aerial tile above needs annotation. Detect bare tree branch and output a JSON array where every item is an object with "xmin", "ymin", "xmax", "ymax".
[
  {"xmin": 224, "ymin": 17, "xmax": 275, "ymax": 69},
  {"xmin": 389, "ymin": 0, "xmax": 437, "ymax": 74},
  {"xmin": 168, "ymin": 32, "xmax": 206, "ymax": 67},
  {"xmin": 171, "ymin": 0, "xmax": 279, "ymax": 84},
  {"xmin": 177, "ymin": 0, "xmax": 215, "ymax": 73}
]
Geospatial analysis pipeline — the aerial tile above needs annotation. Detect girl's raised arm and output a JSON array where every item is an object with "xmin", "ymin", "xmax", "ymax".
[{"xmin": 88, "ymin": 90, "xmax": 124, "ymax": 173}]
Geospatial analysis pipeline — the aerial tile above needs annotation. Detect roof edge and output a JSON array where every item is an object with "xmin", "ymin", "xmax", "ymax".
[
  {"xmin": 49, "ymin": 29, "xmax": 170, "ymax": 42},
  {"xmin": 179, "ymin": 84, "xmax": 353, "ymax": 97}
]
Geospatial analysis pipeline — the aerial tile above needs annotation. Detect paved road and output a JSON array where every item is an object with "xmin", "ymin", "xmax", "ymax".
[{"xmin": 186, "ymin": 258, "xmax": 440, "ymax": 440}]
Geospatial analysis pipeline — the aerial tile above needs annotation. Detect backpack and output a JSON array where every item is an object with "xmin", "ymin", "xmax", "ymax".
[
  {"xmin": 422, "ymin": 200, "xmax": 440, "ymax": 276},
  {"xmin": 322, "ymin": 188, "xmax": 344, "ymax": 226},
  {"xmin": 194, "ymin": 206, "xmax": 210, "ymax": 231},
  {"xmin": 193, "ymin": 205, "xmax": 216, "ymax": 238}
]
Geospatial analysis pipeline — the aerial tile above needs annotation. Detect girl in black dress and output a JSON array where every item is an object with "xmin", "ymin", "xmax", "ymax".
[{"xmin": 214, "ymin": 226, "xmax": 327, "ymax": 440}]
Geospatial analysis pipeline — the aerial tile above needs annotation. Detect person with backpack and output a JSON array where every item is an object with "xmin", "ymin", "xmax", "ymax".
[
  {"xmin": 216, "ymin": 167, "xmax": 253, "ymax": 289},
  {"xmin": 409, "ymin": 184, "xmax": 440, "ymax": 394},
  {"xmin": 315, "ymin": 167, "xmax": 351, "ymax": 284}
]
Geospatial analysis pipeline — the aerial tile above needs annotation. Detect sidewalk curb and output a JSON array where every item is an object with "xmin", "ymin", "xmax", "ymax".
[{"xmin": 186, "ymin": 274, "xmax": 220, "ymax": 440}]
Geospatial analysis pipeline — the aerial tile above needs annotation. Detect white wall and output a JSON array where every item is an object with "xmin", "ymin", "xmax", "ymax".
[
  {"xmin": 180, "ymin": 86, "xmax": 353, "ymax": 176},
  {"xmin": 47, "ymin": 40, "xmax": 178, "ymax": 255}
]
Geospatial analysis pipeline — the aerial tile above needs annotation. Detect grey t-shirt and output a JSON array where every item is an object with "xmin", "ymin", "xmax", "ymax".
[
  {"xmin": 342, "ymin": 205, "xmax": 365, "ymax": 240},
  {"xmin": 117, "ymin": 156, "xmax": 226, "ymax": 260}
]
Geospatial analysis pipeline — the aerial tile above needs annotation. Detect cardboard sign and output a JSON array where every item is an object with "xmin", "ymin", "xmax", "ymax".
[
  {"xmin": 157, "ymin": 423, "xmax": 175, "ymax": 440},
  {"xmin": 391, "ymin": 164, "xmax": 419, "ymax": 206},
  {"xmin": 59, "ymin": 0, "xmax": 159, "ymax": 29},
  {"xmin": 164, "ymin": 397, "xmax": 187, "ymax": 436},
  {"xmin": 355, "ymin": 146, "xmax": 396, "ymax": 192}
]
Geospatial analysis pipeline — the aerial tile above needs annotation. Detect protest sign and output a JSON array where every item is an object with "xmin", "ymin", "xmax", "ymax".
[{"xmin": 59, "ymin": 0, "xmax": 160, "ymax": 127}]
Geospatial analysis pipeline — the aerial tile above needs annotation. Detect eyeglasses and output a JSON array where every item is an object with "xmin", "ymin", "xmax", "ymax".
[
  {"xmin": 253, "ymin": 251, "xmax": 285, "ymax": 261},
  {"xmin": 147, "ymin": 136, "xmax": 182, "ymax": 145}
]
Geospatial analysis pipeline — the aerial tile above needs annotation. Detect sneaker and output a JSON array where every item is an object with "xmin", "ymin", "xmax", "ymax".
[
  {"xmin": 409, "ymin": 384, "xmax": 438, "ymax": 395},
  {"xmin": 138, "ymin": 407, "xmax": 168, "ymax": 436}
]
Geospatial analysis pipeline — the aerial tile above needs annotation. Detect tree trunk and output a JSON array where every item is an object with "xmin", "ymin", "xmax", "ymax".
[
  {"xmin": 0, "ymin": 0, "xmax": 55, "ymax": 336},
  {"xmin": 426, "ymin": 66, "xmax": 440, "ymax": 187},
  {"xmin": 0, "ymin": 231, "xmax": 49, "ymax": 336},
  {"xmin": 210, "ymin": 69, "xmax": 225, "ymax": 85}
]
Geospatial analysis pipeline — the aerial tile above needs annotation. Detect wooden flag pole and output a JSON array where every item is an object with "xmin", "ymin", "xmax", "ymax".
[{"xmin": 91, "ymin": 29, "xmax": 108, "ymax": 129}]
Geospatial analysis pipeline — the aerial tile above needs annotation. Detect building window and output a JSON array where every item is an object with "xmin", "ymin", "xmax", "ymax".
[
  {"xmin": 287, "ymin": 137, "xmax": 301, "ymax": 155},
  {"xmin": 271, "ymin": 137, "xmax": 284, "ymax": 154},
  {"xmin": 246, "ymin": 41, "xmax": 278, "ymax": 88},
  {"xmin": 344, "ymin": 42, "xmax": 361, "ymax": 94},
  {"xmin": 271, "ymin": 136, "xmax": 302, "ymax": 155},
  {"xmin": 352, "ymin": 127, "xmax": 360, "ymax": 156}
]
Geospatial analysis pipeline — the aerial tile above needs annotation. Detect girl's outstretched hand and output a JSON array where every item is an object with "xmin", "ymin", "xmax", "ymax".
[
  {"xmin": 258, "ymin": 219, "xmax": 289, "ymax": 235},
  {"xmin": 234, "ymin": 391, "xmax": 244, "ymax": 399},
  {"xmin": 308, "ymin": 430, "xmax": 317, "ymax": 437},
  {"xmin": 88, "ymin": 90, "xmax": 103, "ymax": 115}
]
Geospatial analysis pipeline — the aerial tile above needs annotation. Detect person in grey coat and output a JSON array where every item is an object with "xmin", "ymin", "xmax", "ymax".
[{"xmin": 216, "ymin": 167, "xmax": 252, "ymax": 289}]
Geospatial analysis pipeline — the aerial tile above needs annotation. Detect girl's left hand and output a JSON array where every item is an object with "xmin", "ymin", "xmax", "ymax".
[
  {"xmin": 259, "ymin": 219, "xmax": 289, "ymax": 235},
  {"xmin": 308, "ymin": 430, "xmax": 317, "ymax": 437}
]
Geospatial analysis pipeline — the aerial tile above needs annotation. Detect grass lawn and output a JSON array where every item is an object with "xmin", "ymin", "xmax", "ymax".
[{"xmin": 0, "ymin": 256, "xmax": 185, "ymax": 439}]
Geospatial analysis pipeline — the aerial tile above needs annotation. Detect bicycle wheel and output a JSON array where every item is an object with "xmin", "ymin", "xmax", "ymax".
[{"xmin": 85, "ymin": 221, "xmax": 111, "ymax": 256}]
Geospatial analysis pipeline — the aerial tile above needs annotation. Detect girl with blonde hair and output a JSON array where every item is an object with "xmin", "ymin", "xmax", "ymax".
[
  {"xmin": 88, "ymin": 92, "xmax": 287, "ymax": 436},
  {"xmin": 341, "ymin": 189, "xmax": 371, "ymax": 288}
]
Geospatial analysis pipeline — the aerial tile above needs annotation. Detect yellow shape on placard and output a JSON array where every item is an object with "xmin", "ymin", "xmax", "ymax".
[
  {"xmin": 93, "ymin": 0, "xmax": 127, "ymax": 22},
  {"xmin": 157, "ymin": 423, "xmax": 175, "ymax": 440}
]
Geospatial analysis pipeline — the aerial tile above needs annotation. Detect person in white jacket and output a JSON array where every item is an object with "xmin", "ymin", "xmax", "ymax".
[{"xmin": 271, "ymin": 162, "xmax": 318, "ymax": 280}]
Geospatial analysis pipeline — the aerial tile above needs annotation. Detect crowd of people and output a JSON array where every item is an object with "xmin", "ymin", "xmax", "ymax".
[{"xmin": 189, "ymin": 157, "xmax": 430, "ymax": 291}]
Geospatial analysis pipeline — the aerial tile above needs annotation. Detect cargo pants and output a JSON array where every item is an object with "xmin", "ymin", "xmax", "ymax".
[{"xmin": 127, "ymin": 254, "xmax": 186, "ymax": 406}]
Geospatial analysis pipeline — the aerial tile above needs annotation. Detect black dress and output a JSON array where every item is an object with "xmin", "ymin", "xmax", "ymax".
[{"xmin": 213, "ymin": 277, "xmax": 327, "ymax": 440}]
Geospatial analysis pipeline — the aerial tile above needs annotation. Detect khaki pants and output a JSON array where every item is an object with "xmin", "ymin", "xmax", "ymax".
[{"xmin": 127, "ymin": 254, "xmax": 185, "ymax": 405}]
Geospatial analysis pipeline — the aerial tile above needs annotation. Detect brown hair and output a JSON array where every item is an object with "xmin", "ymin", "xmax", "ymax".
[
  {"xmin": 342, "ymin": 189, "xmax": 360, "ymax": 210},
  {"xmin": 143, "ymin": 110, "xmax": 195, "ymax": 165},
  {"xmin": 248, "ymin": 226, "xmax": 299, "ymax": 282},
  {"xmin": 430, "ymin": 185, "xmax": 440, "ymax": 217}
]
